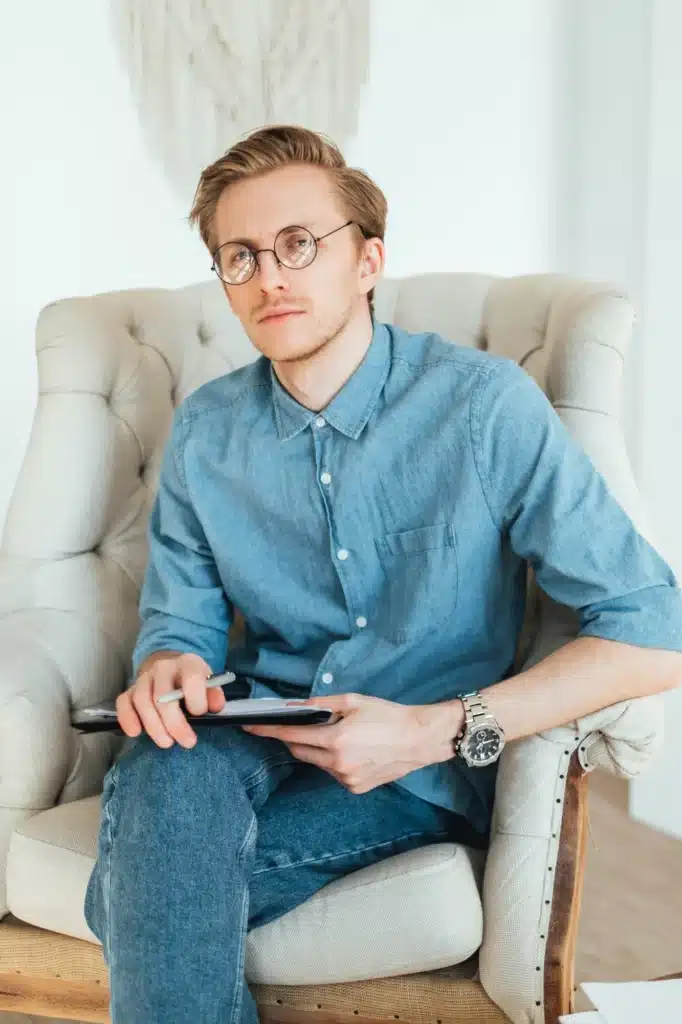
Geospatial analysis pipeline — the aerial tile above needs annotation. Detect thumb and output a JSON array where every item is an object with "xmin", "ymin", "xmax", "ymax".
[{"xmin": 302, "ymin": 693, "xmax": 365, "ymax": 712}]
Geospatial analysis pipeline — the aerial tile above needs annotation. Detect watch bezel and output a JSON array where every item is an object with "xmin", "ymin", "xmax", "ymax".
[{"xmin": 459, "ymin": 721, "xmax": 505, "ymax": 768}]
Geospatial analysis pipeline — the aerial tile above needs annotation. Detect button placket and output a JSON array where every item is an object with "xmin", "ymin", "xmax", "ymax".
[{"xmin": 309, "ymin": 416, "xmax": 366, "ymax": 675}]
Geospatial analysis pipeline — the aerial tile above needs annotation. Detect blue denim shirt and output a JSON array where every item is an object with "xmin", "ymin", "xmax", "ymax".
[{"xmin": 133, "ymin": 322, "xmax": 682, "ymax": 832}]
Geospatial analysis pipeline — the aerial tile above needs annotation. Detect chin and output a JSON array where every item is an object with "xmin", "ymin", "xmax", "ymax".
[{"xmin": 253, "ymin": 320, "xmax": 323, "ymax": 362}]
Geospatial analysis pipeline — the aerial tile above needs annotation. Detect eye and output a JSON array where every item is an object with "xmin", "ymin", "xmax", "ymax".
[
  {"xmin": 277, "ymin": 228, "xmax": 315, "ymax": 267},
  {"xmin": 230, "ymin": 248, "xmax": 252, "ymax": 269},
  {"xmin": 217, "ymin": 243, "xmax": 255, "ymax": 283}
]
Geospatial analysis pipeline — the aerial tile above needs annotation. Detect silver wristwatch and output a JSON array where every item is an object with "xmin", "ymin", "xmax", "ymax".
[{"xmin": 453, "ymin": 691, "xmax": 505, "ymax": 767}]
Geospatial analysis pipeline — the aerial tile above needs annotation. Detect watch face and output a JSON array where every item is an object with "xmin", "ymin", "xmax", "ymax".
[{"xmin": 464, "ymin": 725, "xmax": 503, "ymax": 766}]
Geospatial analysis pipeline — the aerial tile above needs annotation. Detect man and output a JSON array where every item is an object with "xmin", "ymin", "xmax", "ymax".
[{"xmin": 84, "ymin": 125, "xmax": 682, "ymax": 1023}]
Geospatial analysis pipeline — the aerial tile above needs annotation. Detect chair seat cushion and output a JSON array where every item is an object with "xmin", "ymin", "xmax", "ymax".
[{"xmin": 6, "ymin": 795, "xmax": 484, "ymax": 985}]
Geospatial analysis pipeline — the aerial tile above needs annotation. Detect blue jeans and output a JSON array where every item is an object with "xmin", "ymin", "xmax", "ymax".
[{"xmin": 84, "ymin": 723, "xmax": 484, "ymax": 1023}]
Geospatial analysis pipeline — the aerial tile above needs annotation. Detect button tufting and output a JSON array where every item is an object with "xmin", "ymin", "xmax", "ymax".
[{"xmin": 197, "ymin": 322, "xmax": 211, "ymax": 346}]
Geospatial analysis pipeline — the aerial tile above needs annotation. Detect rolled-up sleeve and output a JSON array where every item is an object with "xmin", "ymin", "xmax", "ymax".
[
  {"xmin": 471, "ymin": 358, "xmax": 682, "ymax": 652},
  {"xmin": 131, "ymin": 409, "xmax": 232, "ymax": 677}
]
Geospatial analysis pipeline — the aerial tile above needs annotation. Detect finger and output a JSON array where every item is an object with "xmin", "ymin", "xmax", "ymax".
[
  {"xmin": 180, "ymin": 666, "xmax": 214, "ymax": 716},
  {"xmin": 206, "ymin": 685, "xmax": 227, "ymax": 713},
  {"xmin": 115, "ymin": 690, "xmax": 142, "ymax": 738},
  {"xmin": 296, "ymin": 694, "xmax": 364, "ymax": 711},
  {"xmin": 286, "ymin": 743, "xmax": 336, "ymax": 770},
  {"xmin": 154, "ymin": 674, "xmax": 199, "ymax": 749},
  {"xmin": 131, "ymin": 675, "xmax": 176, "ymax": 748},
  {"xmin": 138, "ymin": 663, "xmax": 197, "ymax": 749},
  {"xmin": 243, "ymin": 722, "xmax": 339, "ymax": 748}
]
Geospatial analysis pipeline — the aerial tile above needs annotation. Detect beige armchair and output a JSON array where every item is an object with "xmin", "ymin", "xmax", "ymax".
[{"xmin": 0, "ymin": 273, "xmax": 663, "ymax": 1023}]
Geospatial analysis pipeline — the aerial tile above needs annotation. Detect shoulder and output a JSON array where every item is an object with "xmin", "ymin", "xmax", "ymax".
[
  {"xmin": 384, "ymin": 321, "xmax": 525, "ymax": 393},
  {"xmin": 176, "ymin": 357, "xmax": 270, "ymax": 425}
]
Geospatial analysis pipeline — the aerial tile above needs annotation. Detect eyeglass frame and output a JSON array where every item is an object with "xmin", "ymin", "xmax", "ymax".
[{"xmin": 210, "ymin": 220, "xmax": 366, "ymax": 285}]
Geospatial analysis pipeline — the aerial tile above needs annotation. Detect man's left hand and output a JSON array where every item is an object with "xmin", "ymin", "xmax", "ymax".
[{"xmin": 242, "ymin": 693, "xmax": 463, "ymax": 794}]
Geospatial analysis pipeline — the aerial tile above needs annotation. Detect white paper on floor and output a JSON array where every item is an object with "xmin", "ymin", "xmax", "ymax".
[
  {"xmin": 559, "ymin": 979, "xmax": 682, "ymax": 1023},
  {"xmin": 559, "ymin": 1013, "xmax": 604, "ymax": 1023}
]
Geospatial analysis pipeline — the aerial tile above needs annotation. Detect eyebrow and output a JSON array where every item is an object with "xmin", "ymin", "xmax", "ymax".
[
  {"xmin": 222, "ymin": 223, "xmax": 320, "ymax": 248},
  {"xmin": 224, "ymin": 236, "xmax": 257, "ymax": 249}
]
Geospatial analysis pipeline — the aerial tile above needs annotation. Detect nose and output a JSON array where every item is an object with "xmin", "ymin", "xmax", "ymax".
[{"xmin": 256, "ymin": 250, "xmax": 289, "ymax": 294}]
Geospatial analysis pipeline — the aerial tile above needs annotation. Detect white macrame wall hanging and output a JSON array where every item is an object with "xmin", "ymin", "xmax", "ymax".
[{"xmin": 110, "ymin": 0, "xmax": 371, "ymax": 201}]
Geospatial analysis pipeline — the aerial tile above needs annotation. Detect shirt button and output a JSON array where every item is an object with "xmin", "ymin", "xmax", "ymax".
[
  {"xmin": 337, "ymin": 549, "xmax": 349, "ymax": 561},
  {"xmin": 356, "ymin": 616, "xmax": 367, "ymax": 628},
  {"xmin": 320, "ymin": 472, "xmax": 332, "ymax": 485},
  {"xmin": 315, "ymin": 416, "xmax": 326, "ymax": 428},
  {"xmin": 321, "ymin": 672, "xmax": 334, "ymax": 685}
]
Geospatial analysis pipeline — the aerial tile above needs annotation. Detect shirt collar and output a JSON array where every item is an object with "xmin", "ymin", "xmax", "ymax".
[{"xmin": 270, "ymin": 322, "xmax": 391, "ymax": 442}]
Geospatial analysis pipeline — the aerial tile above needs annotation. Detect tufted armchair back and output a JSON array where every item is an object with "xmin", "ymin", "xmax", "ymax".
[
  {"xmin": 0, "ymin": 271, "xmax": 650, "ymax": 861},
  {"xmin": 2, "ymin": 273, "xmax": 667, "ymax": 1022}
]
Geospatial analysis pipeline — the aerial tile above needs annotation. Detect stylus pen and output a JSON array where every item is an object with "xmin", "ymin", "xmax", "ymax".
[{"xmin": 156, "ymin": 670, "xmax": 238, "ymax": 706}]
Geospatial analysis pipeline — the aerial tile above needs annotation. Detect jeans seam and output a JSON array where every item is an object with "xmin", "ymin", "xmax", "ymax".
[
  {"xmin": 228, "ymin": 883, "xmax": 251, "ymax": 1024},
  {"xmin": 100, "ymin": 766, "xmax": 119, "ymax": 975},
  {"xmin": 242, "ymin": 754, "xmax": 295, "ymax": 793},
  {"xmin": 237, "ymin": 812, "xmax": 258, "ymax": 868},
  {"xmin": 252, "ymin": 827, "xmax": 452, "ymax": 876}
]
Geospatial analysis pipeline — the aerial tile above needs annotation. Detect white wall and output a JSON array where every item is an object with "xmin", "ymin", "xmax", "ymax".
[
  {"xmin": 0, "ymin": 0, "xmax": 563, "ymax": 531},
  {"xmin": 622, "ymin": 0, "xmax": 682, "ymax": 840},
  {"xmin": 0, "ymin": 1, "xmax": 209, "ymax": 534},
  {"xmin": 555, "ymin": 0, "xmax": 682, "ymax": 840}
]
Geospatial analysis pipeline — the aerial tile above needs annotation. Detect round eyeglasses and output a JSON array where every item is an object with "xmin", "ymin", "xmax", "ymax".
[{"xmin": 211, "ymin": 220, "xmax": 358, "ymax": 285}]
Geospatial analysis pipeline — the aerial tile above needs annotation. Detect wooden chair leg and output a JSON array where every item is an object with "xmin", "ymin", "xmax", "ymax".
[{"xmin": 544, "ymin": 749, "xmax": 589, "ymax": 1023}]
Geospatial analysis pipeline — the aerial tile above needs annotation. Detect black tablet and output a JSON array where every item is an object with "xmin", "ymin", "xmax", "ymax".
[{"xmin": 72, "ymin": 697, "xmax": 336, "ymax": 733}]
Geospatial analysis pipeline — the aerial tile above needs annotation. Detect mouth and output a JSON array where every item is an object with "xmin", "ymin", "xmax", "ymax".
[{"xmin": 258, "ymin": 309, "xmax": 305, "ymax": 324}]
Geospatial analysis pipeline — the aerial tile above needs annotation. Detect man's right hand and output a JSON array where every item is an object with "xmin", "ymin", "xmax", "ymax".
[{"xmin": 116, "ymin": 651, "xmax": 226, "ymax": 749}]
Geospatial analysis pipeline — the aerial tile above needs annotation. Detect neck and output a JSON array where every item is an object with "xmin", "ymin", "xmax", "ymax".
[{"xmin": 272, "ymin": 307, "xmax": 374, "ymax": 412}]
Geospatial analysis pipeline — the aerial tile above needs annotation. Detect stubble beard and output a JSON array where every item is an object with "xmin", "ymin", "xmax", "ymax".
[{"xmin": 273, "ymin": 301, "xmax": 354, "ymax": 366}]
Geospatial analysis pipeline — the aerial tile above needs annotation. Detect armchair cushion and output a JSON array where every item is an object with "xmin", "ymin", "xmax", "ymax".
[
  {"xmin": 7, "ymin": 796, "xmax": 484, "ymax": 985},
  {"xmin": 0, "ymin": 271, "xmax": 663, "ymax": 1024}
]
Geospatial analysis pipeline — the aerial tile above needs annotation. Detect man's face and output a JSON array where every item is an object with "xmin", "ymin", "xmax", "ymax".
[{"xmin": 212, "ymin": 165, "xmax": 378, "ymax": 363}]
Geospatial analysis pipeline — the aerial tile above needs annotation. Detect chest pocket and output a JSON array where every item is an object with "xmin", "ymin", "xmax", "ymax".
[{"xmin": 375, "ymin": 524, "xmax": 458, "ymax": 645}]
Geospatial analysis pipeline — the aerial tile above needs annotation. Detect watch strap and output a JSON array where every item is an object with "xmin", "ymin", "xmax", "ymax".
[{"xmin": 454, "ymin": 690, "xmax": 500, "ymax": 757}]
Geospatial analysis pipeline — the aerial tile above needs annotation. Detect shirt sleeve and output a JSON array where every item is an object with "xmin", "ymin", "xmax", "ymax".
[
  {"xmin": 131, "ymin": 409, "xmax": 232, "ymax": 677},
  {"xmin": 470, "ymin": 358, "xmax": 682, "ymax": 652}
]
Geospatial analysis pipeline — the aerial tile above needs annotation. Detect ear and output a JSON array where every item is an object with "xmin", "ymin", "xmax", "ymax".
[{"xmin": 358, "ymin": 237, "xmax": 385, "ymax": 297}]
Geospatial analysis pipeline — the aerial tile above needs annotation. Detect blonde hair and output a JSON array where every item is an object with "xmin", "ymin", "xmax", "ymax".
[{"xmin": 189, "ymin": 125, "xmax": 387, "ymax": 308}]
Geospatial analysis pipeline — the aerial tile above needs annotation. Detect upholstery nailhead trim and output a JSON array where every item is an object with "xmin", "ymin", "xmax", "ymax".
[{"xmin": 531, "ymin": 734, "xmax": 581, "ymax": 1021}]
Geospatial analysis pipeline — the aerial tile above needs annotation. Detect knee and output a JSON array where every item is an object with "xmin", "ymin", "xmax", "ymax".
[
  {"xmin": 111, "ymin": 731, "xmax": 250, "ymax": 822},
  {"xmin": 115, "ymin": 731, "xmax": 235, "ymax": 787}
]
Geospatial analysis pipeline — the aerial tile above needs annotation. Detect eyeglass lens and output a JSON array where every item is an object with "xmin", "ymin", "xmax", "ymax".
[{"xmin": 215, "ymin": 226, "xmax": 318, "ymax": 284}]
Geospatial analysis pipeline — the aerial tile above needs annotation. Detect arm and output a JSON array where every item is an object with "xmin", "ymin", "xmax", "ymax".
[
  {"xmin": 430, "ymin": 635, "xmax": 682, "ymax": 746},
  {"xmin": 437, "ymin": 360, "xmax": 682, "ymax": 742},
  {"xmin": 247, "ymin": 360, "xmax": 682, "ymax": 787},
  {"xmin": 132, "ymin": 408, "xmax": 232, "ymax": 677}
]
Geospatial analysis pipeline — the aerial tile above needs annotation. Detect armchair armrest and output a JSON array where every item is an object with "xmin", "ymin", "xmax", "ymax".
[
  {"xmin": 0, "ymin": 610, "xmax": 122, "ymax": 918},
  {"xmin": 571, "ymin": 693, "xmax": 664, "ymax": 776},
  {"xmin": 479, "ymin": 695, "xmax": 663, "ymax": 1024}
]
